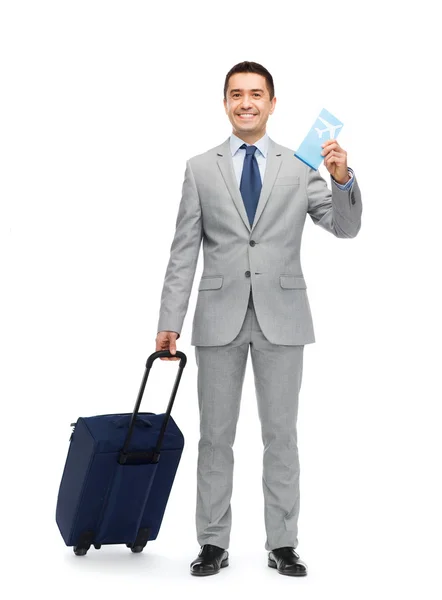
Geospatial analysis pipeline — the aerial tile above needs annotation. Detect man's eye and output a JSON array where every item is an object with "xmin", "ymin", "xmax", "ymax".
[{"xmin": 232, "ymin": 93, "xmax": 260, "ymax": 98}]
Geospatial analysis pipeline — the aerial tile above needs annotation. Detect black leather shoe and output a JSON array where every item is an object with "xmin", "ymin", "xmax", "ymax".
[
  {"xmin": 268, "ymin": 546, "xmax": 308, "ymax": 576},
  {"xmin": 190, "ymin": 544, "xmax": 229, "ymax": 576}
]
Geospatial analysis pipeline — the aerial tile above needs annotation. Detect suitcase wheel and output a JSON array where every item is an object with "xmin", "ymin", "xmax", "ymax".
[
  {"xmin": 93, "ymin": 544, "xmax": 102, "ymax": 550},
  {"xmin": 126, "ymin": 527, "xmax": 150, "ymax": 553},
  {"xmin": 126, "ymin": 543, "xmax": 145, "ymax": 553},
  {"xmin": 73, "ymin": 531, "xmax": 94, "ymax": 556}
]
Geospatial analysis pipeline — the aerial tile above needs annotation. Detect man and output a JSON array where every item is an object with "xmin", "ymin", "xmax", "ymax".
[{"xmin": 155, "ymin": 61, "xmax": 362, "ymax": 577}]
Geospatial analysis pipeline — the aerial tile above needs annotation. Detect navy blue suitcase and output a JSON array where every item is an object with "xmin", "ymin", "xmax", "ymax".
[{"xmin": 56, "ymin": 350, "xmax": 187, "ymax": 555}]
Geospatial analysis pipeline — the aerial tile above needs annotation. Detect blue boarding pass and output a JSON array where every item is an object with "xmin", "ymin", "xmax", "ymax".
[{"xmin": 294, "ymin": 108, "xmax": 344, "ymax": 170}]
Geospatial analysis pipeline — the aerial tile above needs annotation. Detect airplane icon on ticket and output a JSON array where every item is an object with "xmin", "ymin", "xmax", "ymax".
[
  {"xmin": 294, "ymin": 108, "xmax": 344, "ymax": 169},
  {"xmin": 314, "ymin": 116, "xmax": 343, "ymax": 139}
]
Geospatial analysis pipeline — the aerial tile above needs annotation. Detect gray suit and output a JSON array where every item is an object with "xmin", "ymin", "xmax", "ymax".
[{"xmin": 157, "ymin": 134, "xmax": 362, "ymax": 550}]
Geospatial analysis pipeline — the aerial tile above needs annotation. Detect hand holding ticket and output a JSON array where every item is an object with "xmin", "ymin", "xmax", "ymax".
[{"xmin": 294, "ymin": 108, "xmax": 344, "ymax": 171}]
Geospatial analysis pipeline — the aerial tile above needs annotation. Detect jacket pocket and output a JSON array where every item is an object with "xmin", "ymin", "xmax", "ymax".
[
  {"xmin": 274, "ymin": 175, "xmax": 300, "ymax": 186},
  {"xmin": 198, "ymin": 276, "xmax": 224, "ymax": 291},
  {"xmin": 280, "ymin": 275, "xmax": 307, "ymax": 289}
]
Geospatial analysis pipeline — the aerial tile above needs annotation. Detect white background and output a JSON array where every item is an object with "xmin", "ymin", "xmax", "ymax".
[{"xmin": 1, "ymin": 0, "xmax": 441, "ymax": 597}]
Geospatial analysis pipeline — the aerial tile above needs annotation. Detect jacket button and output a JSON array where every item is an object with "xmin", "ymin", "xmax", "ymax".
[
  {"xmin": 249, "ymin": 240, "xmax": 256, "ymax": 246},
  {"xmin": 245, "ymin": 271, "xmax": 251, "ymax": 277}
]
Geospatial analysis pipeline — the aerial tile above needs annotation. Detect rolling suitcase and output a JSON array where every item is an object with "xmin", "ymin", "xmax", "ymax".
[{"xmin": 56, "ymin": 349, "xmax": 187, "ymax": 555}]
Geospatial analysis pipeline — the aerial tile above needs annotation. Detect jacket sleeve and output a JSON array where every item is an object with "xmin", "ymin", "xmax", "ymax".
[
  {"xmin": 156, "ymin": 160, "xmax": 203, "ymax": 339},
  {"xmin": 306, "ymin": 164, "xmax": 362, "ymax": 238}
]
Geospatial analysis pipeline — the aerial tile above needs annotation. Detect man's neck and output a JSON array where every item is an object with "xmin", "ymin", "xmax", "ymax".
[{"xmin": 233, "ymin": 129, "xmax": 266, "ymax": 145}]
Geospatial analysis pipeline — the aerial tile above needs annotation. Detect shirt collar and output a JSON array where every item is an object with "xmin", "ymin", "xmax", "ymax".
[{"xmin": 230, "ymin": 131, "xmax": 269, "ymax": 158}]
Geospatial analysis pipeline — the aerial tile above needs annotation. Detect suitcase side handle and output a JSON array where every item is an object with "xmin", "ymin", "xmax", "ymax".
[{"xmin": 118, "ymin": 350, "xmax": 187, "ymax": 465}]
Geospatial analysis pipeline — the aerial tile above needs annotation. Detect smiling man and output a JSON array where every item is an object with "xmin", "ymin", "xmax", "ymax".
[{"xmin": 156, "ymin": 61, "xmax": 362, "ymax": 577}]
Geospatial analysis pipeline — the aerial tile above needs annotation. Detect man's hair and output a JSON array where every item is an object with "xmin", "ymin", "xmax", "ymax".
[{"xmin": 223, "ymin": 61, "xmax": 275, "ymax": 101}]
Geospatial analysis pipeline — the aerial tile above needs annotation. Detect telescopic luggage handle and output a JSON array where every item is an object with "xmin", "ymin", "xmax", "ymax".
[{"xmin": 118, "ymin": 350, "xmax": 187, "ymax": 465}]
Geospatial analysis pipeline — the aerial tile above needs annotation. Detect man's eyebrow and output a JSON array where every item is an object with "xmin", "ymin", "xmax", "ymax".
[{"xmin": 230, "ymin": 88, "xmax": 265, "ymax": 94}]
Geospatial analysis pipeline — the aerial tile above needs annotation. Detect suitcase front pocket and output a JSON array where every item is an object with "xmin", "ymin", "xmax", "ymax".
[{"xmin": 95, "ymin": 461, "xmax": 159, "ymax": 545}]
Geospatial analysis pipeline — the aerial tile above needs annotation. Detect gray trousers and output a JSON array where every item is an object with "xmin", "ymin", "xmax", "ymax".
[{"xmin": 194, "ymin": 289, "xmax": 305, "ymax": 551}]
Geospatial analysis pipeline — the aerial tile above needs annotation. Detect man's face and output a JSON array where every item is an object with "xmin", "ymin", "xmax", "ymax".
[{"xmin": 224, "ymin": 72, "xmax": 276, "ymax": 141}]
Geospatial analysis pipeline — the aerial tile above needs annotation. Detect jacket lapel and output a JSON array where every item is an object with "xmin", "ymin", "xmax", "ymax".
[{"xmin": 216, "ymin": 136, "xmax": 283, "ymax": 233}]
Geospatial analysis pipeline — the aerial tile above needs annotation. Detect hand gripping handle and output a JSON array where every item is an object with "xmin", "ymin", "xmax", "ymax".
[{"xmin": 118, "ymin": 350, "xmax": 187, "ymax": 465}]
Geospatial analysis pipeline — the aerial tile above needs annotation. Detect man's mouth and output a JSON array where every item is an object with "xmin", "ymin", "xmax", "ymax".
[{"xmin": 237, "ymin": 113, "xmax": 257, "ymax": 119}]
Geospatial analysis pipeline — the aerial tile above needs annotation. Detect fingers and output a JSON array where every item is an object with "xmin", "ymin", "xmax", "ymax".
[
  {"xmin": 321, "ymin": 138, "xmax": 340, "ymax": 151},
  {"xmin": 324, "ymin": 150, "xmax": 345, "ymax": 166},
  {"xmin": 321, "ymin": 140, "xmax": 346, "ymax": 157},
  {"xmin": 156, "ymin": 334, "xmax": 180, "ymax": 361},
  {"xmin": 166, "ymin": 343, "xmax": 179, "ymax": 361}
]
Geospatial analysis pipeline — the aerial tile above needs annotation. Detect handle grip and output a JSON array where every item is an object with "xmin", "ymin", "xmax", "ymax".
[{"xmin": 147, "ymin": 350, "xmax": 187, "ymax": 369}]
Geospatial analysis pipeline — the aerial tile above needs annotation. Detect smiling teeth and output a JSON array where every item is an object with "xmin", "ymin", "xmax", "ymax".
[{"xmin": 239, "ymin": 114, "xmax": 255, "ymax": 117}]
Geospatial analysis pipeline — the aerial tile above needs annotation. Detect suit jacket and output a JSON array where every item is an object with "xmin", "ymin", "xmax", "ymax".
[{"xmin": 157, "ymin": 135, "xmax": 362, "ymax": 346}]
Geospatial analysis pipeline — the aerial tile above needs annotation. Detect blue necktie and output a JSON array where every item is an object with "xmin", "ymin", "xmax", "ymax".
[{"xmin": 239, "ymin": 143, "xmax": 262, "ymax": 226}]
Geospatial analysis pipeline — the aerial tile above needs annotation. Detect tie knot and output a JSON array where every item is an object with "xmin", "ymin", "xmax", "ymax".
[{"xmin": 240, "ymin": 143, "xmax": 258, "ymax": 157}]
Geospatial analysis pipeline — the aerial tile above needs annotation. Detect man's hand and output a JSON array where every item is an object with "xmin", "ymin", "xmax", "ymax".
[
  {"xmin": 321, "ymin": 139, "xmax": 350, "ymax": 184},
  {"xmin": 155, "ymin": 331, "xmax": 180, "ymax": 361}
]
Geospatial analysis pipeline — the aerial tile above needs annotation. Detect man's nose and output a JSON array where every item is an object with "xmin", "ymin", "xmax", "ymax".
[
  {"xmin": 242, "ymin": 94, "xmax": 254, "ymax": 103},
  {"xmin": 240, "ymin": 98, "xmax": 253, "ymax": 108}
]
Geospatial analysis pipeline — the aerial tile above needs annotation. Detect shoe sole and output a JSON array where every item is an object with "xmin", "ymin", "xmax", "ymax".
[
  {"xmin": 190, "ymin": 557, "xmax": 229, "ymax": 576},
  {"xmin": 268, "ymin": 557, "xmax": 307, "ymax": 576}
]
